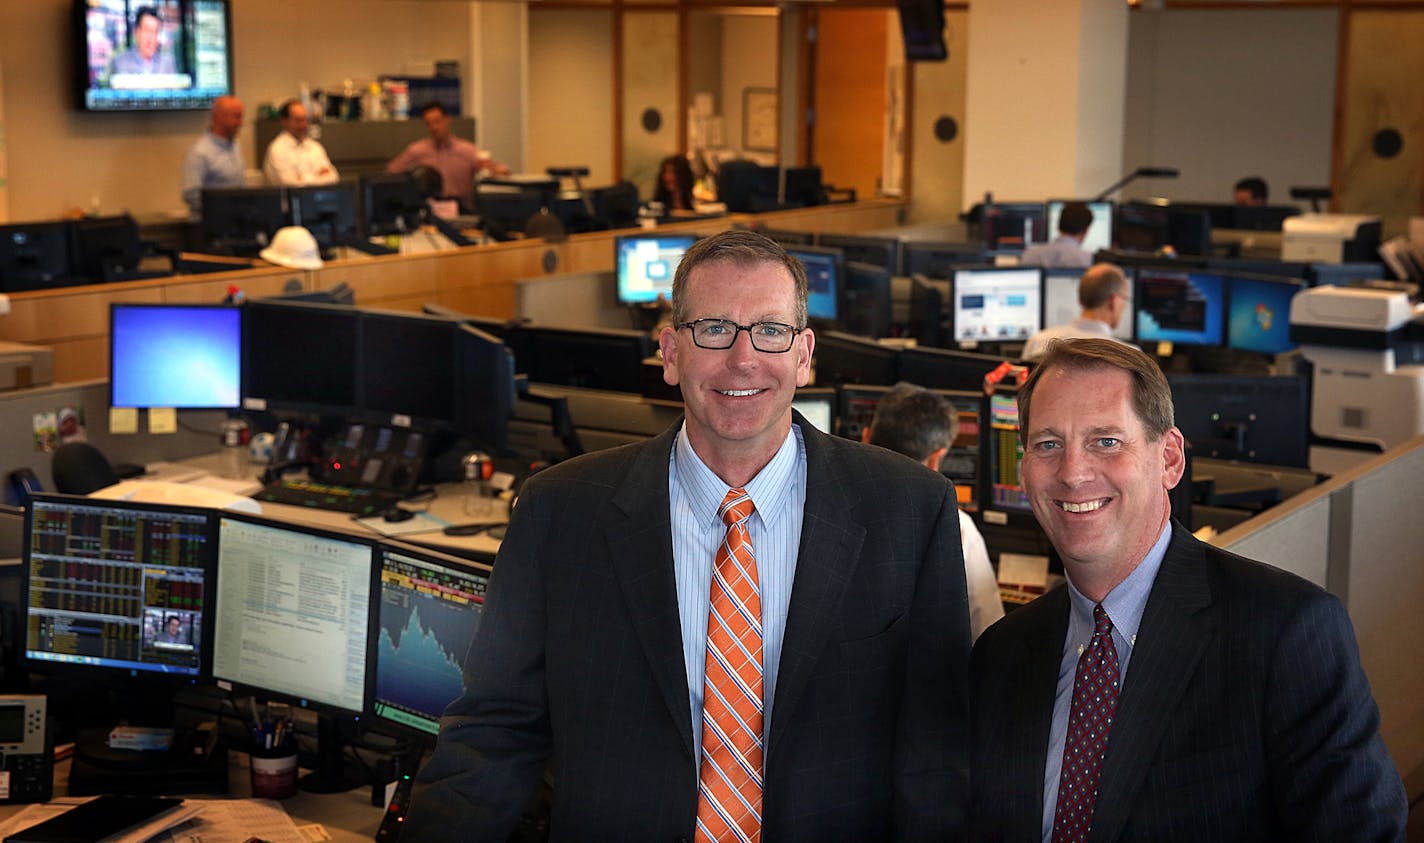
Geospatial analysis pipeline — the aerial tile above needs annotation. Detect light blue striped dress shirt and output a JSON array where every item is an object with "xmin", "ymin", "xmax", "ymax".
[
  {"xmin": 669, "ymin": 422, "xmax": 806, "ymax": 764},
  {"xmin": 1041, "ymin": 521, "xmax": 1172, "ymax": 842}
]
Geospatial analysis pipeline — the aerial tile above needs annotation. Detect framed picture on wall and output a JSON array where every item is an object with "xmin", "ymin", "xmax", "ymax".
[{"xmin": 742, "ymin": 87, "xmax": 778, "ymax": 152}]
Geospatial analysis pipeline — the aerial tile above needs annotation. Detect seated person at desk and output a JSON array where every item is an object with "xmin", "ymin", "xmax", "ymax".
[
  {"xmin": 263, "ymin": 100, "xmax": 338, "ymax": 187},
  {"xmin": 181, "ymin": 95, "xmax": 246, "ymax": 218},
  {"xmin": 1020, "ymin": 200, "xmax": 1094, "ymax": 268},
  {"xmin": 387, "ymin": 102, "xmax": 508, "ymax": 210},
  {"xmin": 652, "ymin": 154, "xmax": 696, "ymax": 213},
  {"xmin": 1234, "ymin": 175, "xmax": 1269, "ymax": 206},
  {"xmin": 109, "ymin": 6, "xmax": 176, "ymax": 77},
  {"xmin": 864, "ymin": 381, "xmax": 1004, "ymax": 640},
  {"xmin": 1022, "ymin": 263, "xmax": 1129, "ymax": 360}
]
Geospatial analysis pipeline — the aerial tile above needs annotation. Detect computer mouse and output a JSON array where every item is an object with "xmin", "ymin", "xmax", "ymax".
[{"xmin": 382, "ymin": 506, "xmax": 416, "ymax": 523}]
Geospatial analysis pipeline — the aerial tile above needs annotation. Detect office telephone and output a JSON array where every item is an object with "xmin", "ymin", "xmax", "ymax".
[{"xmin": 0, "ymin": 694, "xmax": 53, "ymax": 803}]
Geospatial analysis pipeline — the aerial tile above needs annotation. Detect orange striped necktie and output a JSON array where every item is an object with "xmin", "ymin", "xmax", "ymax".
[{"xmin": 695, "ymin": 488, "xmax": 763, "ymax": 843}]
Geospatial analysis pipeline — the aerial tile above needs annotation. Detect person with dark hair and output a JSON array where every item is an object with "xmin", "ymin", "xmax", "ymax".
[
  {"xmin": 1020, "ymin": 201, "xmax": 1095, "ymax": 268},
  {"xmin": 1234, "ymin": 176, "xmax": 1269, "ymax": 205},
  {"xmin": 155, "ymin": 615, "xmax": 185, "ymax": 645},
  {"xmin": 263, "ymin": 100, "xmax": 337, "ymax": 186},
  {"xmin": 181, "ymin": 95, "xmax": 244, "ymax": 217},
  {"xmin": 110, "ymin": 6, "xmax": 176, "ymax": 78},
  {"xmin": 406, "ymin": 229, "xmax": 970, "ymax": 841},
  {"xmin": 1021, "ymin": 263, "xmax": 1130, "ymax": 360},
  {"xmin": 864, "ymin": 382, "xmax": 1003, "ymax": 640},
  {"xmin": 387, "ymin": 102, "xmax": 508, "ymax": 209},
  {"xmin": 968, "ymin": 337, "xmax": 1406, "ymax": 841},
  {"xmin": 652, "ymin": 155, "xmax": 696, "ymax": 212}
]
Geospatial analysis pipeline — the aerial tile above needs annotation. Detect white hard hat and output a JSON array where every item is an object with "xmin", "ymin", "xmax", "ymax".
[{"xmin": 259, "ymin": 226, "xmax": 323, "ymax": 270}]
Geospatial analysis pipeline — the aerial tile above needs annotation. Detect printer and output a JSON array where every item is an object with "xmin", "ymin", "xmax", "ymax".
[
  {"xmin": 1281, "ymin": 213, "xmax": 1382, "ymax": 264},
  {"xmin": 1289, "ymin": 285, "xmax": 1424, "ymax": 474}
]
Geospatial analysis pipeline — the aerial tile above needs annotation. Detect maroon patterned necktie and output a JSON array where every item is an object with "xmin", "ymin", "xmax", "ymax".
[{"xmin": 1052, "ymin": 603, "xmax": 1120, "ymax": 843}]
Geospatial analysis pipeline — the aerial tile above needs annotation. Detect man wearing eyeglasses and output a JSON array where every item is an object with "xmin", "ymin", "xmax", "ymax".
[{"xmin": 407, "ymin": 229, "xmax": 970, "ymax": 841}]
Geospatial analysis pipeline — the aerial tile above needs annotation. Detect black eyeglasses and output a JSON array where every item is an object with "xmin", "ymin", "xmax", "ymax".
[{"xmin": 676, "ymin": 318, "xmax": 803, "ymax": 353}]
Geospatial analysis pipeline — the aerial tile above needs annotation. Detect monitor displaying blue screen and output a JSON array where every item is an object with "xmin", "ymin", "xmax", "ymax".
[
  {"xmin": 1045, "ymin": 200, "xmax": 1113, "ymax": 256},
  {"xmin": 616, "ymin": 234, "xmax": 697, "ymax": 304},
  {"xmin": 110, "ymin": 304, "xmax": 242, "ymax": 408},
  {"xmin": 1228, "ymin": 276, "xmax": 1302, "ymax": 355},
  {"xmin": 787, "ymin": 247, "xmax": 840, "ymax": 322},
  {"xmin": 952, "ymin": 267, "xmax": 1042, "ymax": 343},
  {"xmin": 373, "ymin": 543, "xmax": 491, "ymax": 736},
  {"xmin": 1135, "ymin": 271, "xmax": 1226, "ymax": 346}
]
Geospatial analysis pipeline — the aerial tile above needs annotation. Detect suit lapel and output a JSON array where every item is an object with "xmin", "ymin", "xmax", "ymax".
[
  {"xmin": 604, "ymin": 426, "xmax": 696, "ymax": 758},
  {"xmin": 767, "ymin": 422, "xmax": 865, "ymax": 755},
  {"xmin": 1004, "ymin": 588, "xmax": 1072, "ymax": 839},
  {"xmin": 1090, "ymin": 523, "xmax": 1215, "ymax": 843}
]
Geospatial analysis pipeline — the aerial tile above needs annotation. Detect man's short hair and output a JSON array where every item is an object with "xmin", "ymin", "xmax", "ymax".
[
  {"xmin": 867, "ymin": 382, "xmax": 956, "ymax": 463},
  {"xmin": 1058, "ymin": 201, "xmax": 1094, "ymax": 237},
  {"xmin": 1017, "ymin": 337, "xmax": 1175, "ymax": 442},
  {"xmin": 277, "ymin": 99, "xmax": 301, "ymax": 120},
  {"xmin": 1078, "ymin": 263, "xmax": 1128, "ymax": 310},
  {"xmin": 134, "ymin": 5, "xmax": 159, "ymax": 28},
  {"xmin": 421, "ymin": 101, "xmax": 449, "ymax": 118},
  {"xmin": 670, "ymin": 229, "xmax": 808, "ymax": 327},
  {"xmin": 1234, "ymin": 176, "xmax": 1268, "ymax": 203}
]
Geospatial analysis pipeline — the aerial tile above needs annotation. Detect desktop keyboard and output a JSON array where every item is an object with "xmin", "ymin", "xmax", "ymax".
[{"xmin": 254, "ymin": 479, "xmax": 395, "ymax": 516}]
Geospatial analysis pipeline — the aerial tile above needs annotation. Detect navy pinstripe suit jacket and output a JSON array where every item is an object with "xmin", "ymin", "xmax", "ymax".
[
  {"xmin": 968, "ymin": 521, "xmax": 1406, "ymax": 842},
  {"xmin": 406, "ymin": 415, "xmax": 971, "ymax": 842}
]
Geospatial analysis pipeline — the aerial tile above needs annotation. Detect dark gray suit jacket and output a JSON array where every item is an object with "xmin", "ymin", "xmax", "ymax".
[
  {"xmin": 968, "ymin": 521, "xmax": 1407, "ymax": 842},
  {"xmin": 407, "ymin": 415, "xmax": 971, "ymax": 841}
]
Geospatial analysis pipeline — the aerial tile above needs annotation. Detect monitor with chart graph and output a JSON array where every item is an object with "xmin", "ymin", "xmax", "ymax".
[
  {"xmin": 984, "ymin": 388, "xmax": 1033, "ymax": 520},
  {"xmin": 371, "ymin": 543, "xmax": 492, "ymax": 737}
]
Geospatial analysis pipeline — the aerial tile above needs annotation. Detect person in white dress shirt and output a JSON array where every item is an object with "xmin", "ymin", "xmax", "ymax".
[
  {"xmin": 263, "ymin": 100, "xmax": 338, "ymax": 187},
  {"xmin": 1022, "ymin": 263, "xmax": 1129, "ymax": 361}
]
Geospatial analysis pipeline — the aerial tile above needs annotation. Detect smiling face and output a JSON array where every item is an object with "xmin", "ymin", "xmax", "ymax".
[
  {"xmin": 1020, "ymin": 364, "xmax": 1185, "ymax": 600},
  {"xmin": 659, "ymin": 258, "xmax": 814, "ymax": 485}
]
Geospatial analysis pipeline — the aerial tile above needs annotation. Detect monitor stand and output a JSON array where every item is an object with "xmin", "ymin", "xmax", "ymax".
[
  {"xmin": 68, "ymin": 724, "xmax": 229, "ymax": 796},
  {"xmin": 299, "ymin": 712, "xmax": 367, "ymax": 794}
]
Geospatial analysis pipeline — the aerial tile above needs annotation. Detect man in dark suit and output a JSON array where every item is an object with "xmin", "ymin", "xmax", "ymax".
[
  {"xmin": 406, "ymin": 229, "xmax": 970, "ymax": 841},
  {"xmin": 968, "ymin": 337, "xmax": 1406, "ymax": 842}
]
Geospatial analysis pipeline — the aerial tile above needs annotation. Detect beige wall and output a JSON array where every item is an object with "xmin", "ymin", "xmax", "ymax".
[
  {"xmin": 906, "ymin": 10, "xmax": 968, "ymax": 225},
  {"xmin": 0, "ymin": 0, "xmax": 473, "ymax": 222},
  {"xmin": 527, "ymin": 8, "xmax": 615, "ymax": 186}
]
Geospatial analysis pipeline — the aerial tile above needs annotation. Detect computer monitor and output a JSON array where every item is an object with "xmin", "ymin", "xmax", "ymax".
[
  {"xmin": 1041, "ymin": 269, "xmax": 1135, "ymax": 342},
  {"xmin": 69, "ymin": 215, "xmax": 156, "ymax": 283},
  {"xmin": 420, "ymin": 304, "xmax": 514, "ymax": 341},
  {"xmin": 110, "ymin": 304, "xmax": 242, "ymax": 409},
  {"xmin": 1227, "ymin": 275, "xmax": 1304, "ymax": 355},
  {"xmin": 0, "ymin": 221, "xmax": 73, "ymax": 293},
  {"xmin": 590, "ymin": 182, "xmax": 640, "ymax": 230},
  {"xmin": 897, "ymin": 345, "xmax": 1005, "ymax": 392},
  {"xmin": 361, "ymin": 174, "xmax": 425, "ymax": 236},
  {"xmin": 200, "ymin": 187, "xmax": 287, "ymax": 256},
  {"xmin": 289, "ymin": 185, "xmax": 359, "ymax": 252},
  {"xmin": 903, "ymin": 274, "xmax": 945, "ymax": 348},
  {"xmin": 843, "ymin": 261, "xmax": 894, "ymax": 339},
  {"xmin": 615, "ymin": 233, "xmax": 698, "ymax": 305},
  {"xmin": 1205, "ymin": 257, "xmax": 1313, "ymax": 281},
  {"xmin": 901, "ymin": 241, "xmax": 984, "ymax": 279},
  {"xmin": 474, "ymin": 184, "xmax": 548, "ymax": 236},
  {"xmin": 816, "ymin": 234, "xmax": 900, "ymax": 274},
  {"xmin": 983, "ymin": 202, "xmax": 1047, "ymax": 250},
  {"xmin": 456, "ymin": 325, "xmax": 518, "ymax": 454},
  {"xmin": 359, "ymin": 310, "xmax": 460, "ymax": 429},
  {"xmin": 983, "ymin": 387, "xmax": 1033, "ymax": 517},
  {"xmin": 512, "ymin": 324, "xmax": 653, "ymax": 394},
  {"xmin": 1045, "ymin": 200, "xmax": 1113, "ymax": 256},
  {"xmin": 1167, "ymin": 373, "xmax": 1310, "ymax": 467},
  {"xmin": 717, "ymin": 161, "xmax": 780, "ymax": 213},
  {"xmin": 1135, "ymin": 270, "xmax": 1226, "ymax": 347},
  {"xmin": 791, "ymin": 387, "xmax": 837, "ymax": 435},
  {"xmin": 1230, "ymin": 204, "xmax": 1301, "ymax": 232},
  {"xmin": 783, "ymin": 166, "xmax": 825, "ymax": 208},
  {"xmin": 951, "ymin": 266, "xmax": 1043, "ymax": 344},
  {"xmin": 213, "ymin": 512, "xmax": 378, "ymax": 715},
  {"xmin": 371, "ymin": 542, "xmax": 492, "ymax": 738},
  {"xmin": 786, "ymin": 246, "xmax": 842, "ymax": 323},
  {"xmin": 23, "ymin": 494, "xmax": 215, "ymax": 678},
  {"xmin": 814, "ymin": 332, "xmax": 898, "ymax": 387},
  {"xmin": 1116, "ymin": 202, "xmax": 1211, "ymax": 256},
  {"xmin": 1308, "ymin": 262, "xmax": 1385, "ymax": 287},
  {"xmin": 242, "ymin": 299, "xmax": 360, "ymax": 415}
]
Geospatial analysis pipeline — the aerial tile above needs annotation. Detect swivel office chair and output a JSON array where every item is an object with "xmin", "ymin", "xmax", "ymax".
[{"xmin": 51, "ymin": 442, "xmax": 120, "ymax": 495}]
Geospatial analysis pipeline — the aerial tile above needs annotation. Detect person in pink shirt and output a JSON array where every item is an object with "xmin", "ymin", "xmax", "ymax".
[{"xmin": 387, "ymin": 102, "xmax": 509, "ymax": 209}]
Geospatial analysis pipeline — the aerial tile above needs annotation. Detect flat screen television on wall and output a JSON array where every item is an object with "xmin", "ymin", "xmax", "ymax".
[{"xmin": 74, "ymin": 0, "xmax": 235, "ymax": 112}]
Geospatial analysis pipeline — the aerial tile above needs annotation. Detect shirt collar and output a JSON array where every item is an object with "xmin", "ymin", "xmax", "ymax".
[
  {"xmin": 673, "ymin": 421, "xmax": 800, "ymax": 531},
  {"xmin": 1065, "ymin": 519, "xmax": 1172, "ymax": 643},
  {"xmin": 208, "ymin": 132, "xmax": 235, "ymax": 150}
]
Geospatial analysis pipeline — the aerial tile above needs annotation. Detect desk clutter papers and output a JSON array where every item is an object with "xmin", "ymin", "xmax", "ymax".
[{"xmin": 0, "ymin": 797, "xmax": 313, "ymax": 843}]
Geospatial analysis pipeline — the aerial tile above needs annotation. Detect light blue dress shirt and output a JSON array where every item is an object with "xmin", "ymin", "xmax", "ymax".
[
  {"xmin": 182, "ymin": 132, "xmax": 245, "ymax": 216},
  {"xmin": 669, "ymin": 422, "xmax": 806, "ymax": 764},
  {"xmin": 1041, "ymin": 521, "xmax": 1173, "ymax": 842}
]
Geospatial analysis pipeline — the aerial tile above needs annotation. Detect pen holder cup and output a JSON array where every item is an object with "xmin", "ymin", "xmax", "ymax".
[{"xmin": 250, "ymin": 748, "xmax": 299, "ymax": 799}]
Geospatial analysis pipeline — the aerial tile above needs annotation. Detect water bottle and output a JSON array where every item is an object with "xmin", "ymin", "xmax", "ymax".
[
  {"xmin": 220, "ymin": 418, "xmax": 251, "ymax": 479},
  {"xmin": 461, "ymin": 451, "xmax": 493, "ymax": 516}
]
